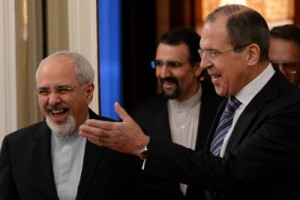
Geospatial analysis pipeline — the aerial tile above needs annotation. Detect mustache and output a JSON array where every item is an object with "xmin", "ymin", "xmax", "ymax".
[
  {"xmin": 46, "ymin": 104, "xmax": 69, "ymax": 112},
  {"xmin": 159, "ymin": 77, "xmax": 178, "ymax": 84}
]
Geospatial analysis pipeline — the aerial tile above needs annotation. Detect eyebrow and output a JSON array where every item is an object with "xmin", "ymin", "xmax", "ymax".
[{"xmin": 37, "ymin": 84, "xmax": 71, "ymax": 89}]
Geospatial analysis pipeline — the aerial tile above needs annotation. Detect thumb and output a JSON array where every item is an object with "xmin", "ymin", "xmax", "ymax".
[{"xmin": 114, "ymin": 102, "xmax": 131, "ymax": 122}]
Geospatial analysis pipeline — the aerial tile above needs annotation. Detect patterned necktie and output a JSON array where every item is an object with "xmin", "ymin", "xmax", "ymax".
[{"xmin": 210, "ymin": 97, "xmax": 241, "ymax": 156}]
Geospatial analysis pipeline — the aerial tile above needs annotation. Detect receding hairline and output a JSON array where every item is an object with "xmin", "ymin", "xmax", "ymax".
[
  {"xmin": 36, "ymin": 54, "xmax": 74, "ymax": 81},
  {"xmin": 205, "ymin": 4, "xmax": 250, "ymax": 23}
]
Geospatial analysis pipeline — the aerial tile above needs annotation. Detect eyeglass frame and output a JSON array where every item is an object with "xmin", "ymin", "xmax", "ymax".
[
  {"xmin": 198, "ymin": 43, "xmax": 252, "ymax": 59},
  {"xmin": 150, "ymin": 60, "xmax": 190, "ymax": 69},
  {"xmin": 35, "ymin": 84, "xmax": 85, "ymax": 97}
]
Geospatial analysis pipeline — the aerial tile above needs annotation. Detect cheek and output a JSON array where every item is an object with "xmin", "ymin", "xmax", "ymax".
[
  {"xmin": 176, "ymin": 73, "xmax": 195, "ymax": 87},
  {"xmin": 227, "ymin": 70, "xmax": 241, "ymax": 85},
  {"xmin": 68, "ymin": 94, "xmax": 88, "ymax": 108},
  {"xmin": 38, "ymin": 99, "xmax": 48, "ymax": 113},
  {"xmin": 155, "ymin": 69, "xmax": 161, "ymax": 77}
]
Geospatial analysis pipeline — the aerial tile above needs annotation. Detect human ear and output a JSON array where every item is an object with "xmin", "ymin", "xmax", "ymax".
[
  {"xmin": 86, "ymin": 83, "xmax": 94, "ymax": 104},
  {"xmin": 246, "ymin": 44, "xmax": 260, "ymax": 65},
  {"xmin": 193, "ymin": 62, "xmax": 203, "ymax": 77}
]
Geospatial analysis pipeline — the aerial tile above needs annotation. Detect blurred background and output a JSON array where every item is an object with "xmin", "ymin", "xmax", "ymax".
[{"xmin": 1, "ymin": 0, "xmax": 299, "ymax": 144}]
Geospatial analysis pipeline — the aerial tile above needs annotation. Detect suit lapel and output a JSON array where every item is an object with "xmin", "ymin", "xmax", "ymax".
[
  {"xmin": 76, "ymin": 109, "xmax": 106, "ymax": 199},
  {"xmin": 150, "ymin": 98, "xmax": 173, "ymax": 141},
  {"xmin": 76, "ymin": 141, "xmax": 105, "ymax": 200},
  {"xmin": 33, "ymin": 122, "xmax": 59, "ymax": 200},
  {"xmin": 226, "ymin": 100, "xmax": 264, "ymax": 150},
  {"xmin": 226, "ymin": 71, "xmax": 283, "ymax": 152}
]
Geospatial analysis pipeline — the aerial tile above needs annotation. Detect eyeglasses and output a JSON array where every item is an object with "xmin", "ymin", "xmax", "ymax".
[
  {"xmin": 271, "ymin": 62, "xmax": 298, "ymax": 75},
  {"xmin": 198, "ymin": 43, "xmax": 252, "ymax": 59},
  {"xmin": 150, "ymin": 60, "xmax": 189, "ymax": 69},
  {"xmin": 36, "ymin": 85, "xmax": 82, "ymax": 97}
]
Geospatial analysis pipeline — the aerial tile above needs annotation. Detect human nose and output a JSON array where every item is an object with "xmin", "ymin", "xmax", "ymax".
[
  {"xmin": 200, "ymin": 57, "xmax": 211, "ymax": 70},
  {"xmin": 47, "ymin": 91, "xmax": 62, "ymax": 105},
  {"xmin": 158, "ymin": 65, "xmax": 171, "ymax": 78}
]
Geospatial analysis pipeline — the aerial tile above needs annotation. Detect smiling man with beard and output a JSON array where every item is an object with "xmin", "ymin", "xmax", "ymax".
[{"xmin": 0, "ymin": 51, "xmax": 137, "ymax": 200}]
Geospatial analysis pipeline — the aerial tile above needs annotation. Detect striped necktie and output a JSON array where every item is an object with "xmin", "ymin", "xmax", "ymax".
[{"xmin": 210, "ymin": 97, "xmax": 241, "ymax": 156}]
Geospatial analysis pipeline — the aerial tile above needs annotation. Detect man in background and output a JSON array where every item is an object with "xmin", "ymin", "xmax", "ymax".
[
  {"xmin": 132, "ymin": 27, "xmax": 223, "ymax": 200},
  {"xmin": 269, "ymin": 24, "xmax": 300, "ymax": 86}
]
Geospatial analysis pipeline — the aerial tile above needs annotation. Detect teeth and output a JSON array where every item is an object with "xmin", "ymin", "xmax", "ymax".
[{"xmin": 52, "ymin": 109, "xmax": 64, "ymax": 114}]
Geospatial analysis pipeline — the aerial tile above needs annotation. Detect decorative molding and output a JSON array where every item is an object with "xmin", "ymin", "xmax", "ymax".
[
  {"xmin": 68, "ymin": 0, "xmax": 99, "ymax": 113},
  {"xmin": 0, "ymin": 0, "xmax": 17, "ymax": 144}
]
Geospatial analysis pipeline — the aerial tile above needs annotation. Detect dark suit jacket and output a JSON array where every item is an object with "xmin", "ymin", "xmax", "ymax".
[
  {"xmin": 0, "ymin": 109, "xmax": 136, "ymax": 200},
  {"xmin": 131, "ymin": 80, "xmax": 224, "ymax": 200},
  {"xmin": 142, "ymin": 71, "xmax": 300, "ymax": 200}
]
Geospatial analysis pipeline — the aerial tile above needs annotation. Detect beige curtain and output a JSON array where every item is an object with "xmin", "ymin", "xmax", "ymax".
[{"xmin": 15, "ymin": 0, "xmax": 69, "ymax": 129}]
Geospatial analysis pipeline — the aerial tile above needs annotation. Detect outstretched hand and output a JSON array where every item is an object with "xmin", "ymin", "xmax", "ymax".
[{"xmin": 79, "ymin": 102, "xmax": 150, "ymax": 157}]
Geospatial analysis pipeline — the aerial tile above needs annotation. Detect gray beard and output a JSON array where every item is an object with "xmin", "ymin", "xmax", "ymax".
[{"xmin": 46, "ymin": 115, "xmax": 76, "ymax": 137}]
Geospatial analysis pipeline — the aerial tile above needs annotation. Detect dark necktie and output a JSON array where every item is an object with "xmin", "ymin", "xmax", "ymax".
[{"xmin": 210, "ymin": 97, "xmax": 241, "ymax": 156}]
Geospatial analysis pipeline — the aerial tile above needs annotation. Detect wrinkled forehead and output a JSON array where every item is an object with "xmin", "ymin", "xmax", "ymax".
[
  {"xmin": 200, "ymin": 17, "xmax": 229, "ymax": 49},
  {"xmin": 37, "ymin": 56, "xmax": 77, "ymax": 84},
  {"xmin": 269, "ymin": 38, "xmax": 300, "ymax": 62},
  {"xmin": 39, "ymin": 55, "xmax": 74, "ymax": 72}
]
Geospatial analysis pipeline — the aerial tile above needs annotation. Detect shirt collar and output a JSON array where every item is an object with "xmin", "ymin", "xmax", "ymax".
[{"xmin": 236, "ymin": 63, "xmax": 275, "ymax": 106}]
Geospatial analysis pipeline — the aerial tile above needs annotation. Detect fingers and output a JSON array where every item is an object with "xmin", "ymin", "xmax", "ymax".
[
  {"xmin": 114, "ymin": 102, "xmax": 132, "ymax": 122},
  {"xmin": 79, "ymin": 122, "xmax": 101, "ymax": 140},
  {"xmin": 85, "ymin": 119, "xmax": 113, "ymax": 130},
  {"xmin": 79, "ymin": 103, "xmax": 149, "ymax": 156},
  {"xmin": 79, "ymin": 121, "xmax": 113, "ymax": 148}
]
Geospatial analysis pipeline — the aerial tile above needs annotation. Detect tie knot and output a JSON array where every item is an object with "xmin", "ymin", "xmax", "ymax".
[{"xmin": 225, "ymin": 97, "xmax": 241, "ymax": 114}]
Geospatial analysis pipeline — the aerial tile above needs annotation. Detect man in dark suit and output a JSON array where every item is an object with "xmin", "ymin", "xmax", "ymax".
[
  {"xmin": 0, "ymin": 51, "xmax": 136, "ymax": 199},
  {"xmin": 79, "ymin": 4, "xmax": 300, "ymax": 200},
  {"xmin": 269, "ymin": 24, "xmax": 300, "ymax": 87},
  {"xmin": 131, "ymin": 27, "xmax": 223, "ymax": 200}
]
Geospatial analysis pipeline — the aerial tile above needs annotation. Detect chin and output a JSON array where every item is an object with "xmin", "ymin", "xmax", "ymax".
[{"xmin": 46, "ymin": 115, "xmax": 76, "ymax": 137}]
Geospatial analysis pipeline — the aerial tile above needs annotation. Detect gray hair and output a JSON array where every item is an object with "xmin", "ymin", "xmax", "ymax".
[
  {"xmin": 205, "ymin": 4, "xmax": 270, "ymax": 62},
  {"xmin": 36, "ymin": 50, "xmax": 94, "ymax": 85}
]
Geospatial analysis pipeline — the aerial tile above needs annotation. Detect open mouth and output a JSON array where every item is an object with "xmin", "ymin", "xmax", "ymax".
[
  {"xmin": 46, "ymin": 105, "xmax": 69, "ymax": 123},
  {"xmin": 161, "ymin": 77, "xmax": 177, "ymax": 90},
  {"xmin": 163, "ymin": 81, "xmax": 176, "ymax": 89},
  {"xmin": 210, "ymin": 74, "xmax": 221, "ymax": 84},
  {"xmin": 51, "ymin": 109, "xmax": 68, "ymax": 122}
]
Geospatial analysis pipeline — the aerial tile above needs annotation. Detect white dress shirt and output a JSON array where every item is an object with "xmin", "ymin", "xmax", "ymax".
[
  {"xmin": 168, "ymin": 84, "xmax": 202, "ymax": 194},
  {"xmin": 51, "ymin": 129, "xmax": 86, "ymax": 200}
]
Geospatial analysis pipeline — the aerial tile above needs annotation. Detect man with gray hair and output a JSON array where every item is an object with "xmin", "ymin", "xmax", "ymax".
[
  {"xmin": 0, "ymin": 51, "xmax": 137, "ymax": 199},
  {"xmin": 80, "ymin": 5, "xmax": 300, "ymax": 200}
]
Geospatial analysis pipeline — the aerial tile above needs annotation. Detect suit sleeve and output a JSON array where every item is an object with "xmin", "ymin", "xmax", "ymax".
[
  {"xmin": 142, "ymin": 99, "xmax": 300, "ymax": 193},
  {"xmin": 0, "ymin": 137, "xmax": 18, "ymax": 200}
]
